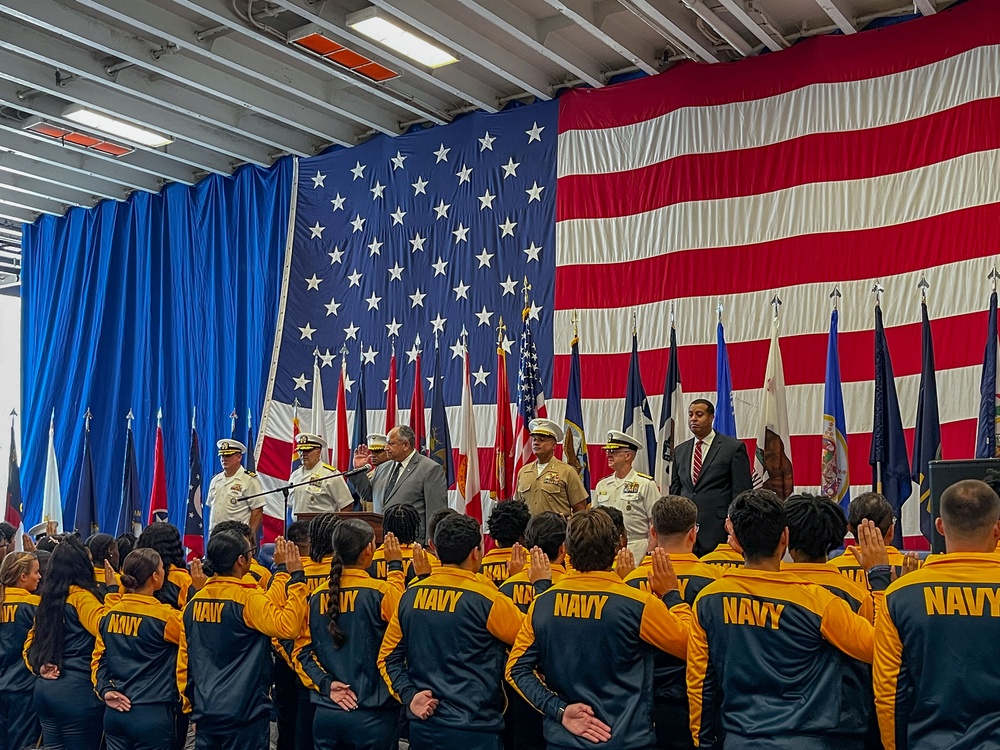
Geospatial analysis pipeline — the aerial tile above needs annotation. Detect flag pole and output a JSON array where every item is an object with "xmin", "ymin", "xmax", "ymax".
[{"xmin": 872, "ymin": 280, "xmax": 884, "ymax": 493}]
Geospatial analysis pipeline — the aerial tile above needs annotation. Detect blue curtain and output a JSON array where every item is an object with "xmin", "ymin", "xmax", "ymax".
[{"xmin": 20, "ymin": 159, "xmax": 293, "ymax": 532}]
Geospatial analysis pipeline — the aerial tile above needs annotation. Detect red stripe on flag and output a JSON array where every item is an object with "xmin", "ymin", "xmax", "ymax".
[
  {"xmin": 558, "ymin": 98, "xmax": 1000, "ymax": 222},
  {"xmin": 555, "ymin": 204, "xmax": 1000, "ymax": 311},
  {"xmin": 557, "ymin": 0, "xmax": 998, "ymax": 133}
]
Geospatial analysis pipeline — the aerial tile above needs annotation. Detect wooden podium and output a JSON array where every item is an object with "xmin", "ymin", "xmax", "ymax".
[{"xmin": 296, "ymin": 511, "xmax": 384, "ymax": 544}]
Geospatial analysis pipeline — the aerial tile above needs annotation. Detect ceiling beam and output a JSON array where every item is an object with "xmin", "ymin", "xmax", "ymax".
[
  {"xmin": 0, "ymin": 129, "xmax": 163, "ymax": 192},
  {"xmin": 0, "ymin": 150, "xmax": 123, "ymax": 201},
  {"xmin": 813, "ymin": 0, "xmax": 856, "ymax": 34},
  {"xmin": 913, "ymin": 0, "xmax": 937, "ymax": 15},
  {"xmin": 616, "ymin": 0, "xmax": 719, "ymax": 62},
  {"xmin": 677, "ymin": 0, "xmax": 752, "ymax": 55},
  {"xmin": 0, "ymin": 47, "xmax": 275, "ymax": 167},
  {"xmin": 0, "ymin": 0, "xmax": 362, "ymax": 148},
  {"xmin": 540, "ymin": 0, "xmax": 658, "ymax": 74},
  {"xmin": 713, "ymin": 0, "xmax": 786, "ymax": 51},
  {"xmin": 164, "ymin": 0, "xmax": 451, "ymax": 125},
  {"xmin": 0, "ymin": 185, "xmax": 64, "ymax": 215},
  {"xmin": 0, "ymin": 205, "xmax": 37, "ymax": 224},
  {"xmin": 0, "ymin": 170, "xmax": 99, "ymax": 207},
  {"xmin": 0, "ymin": 121, "xmax": 197, "ymax": 186},
  {"xmin": 72, "ymin": 0, "xmax": 418, "ymax": 134},
  {"xmin": 264, "ymin": 0, "xmax": 499, "ymax": 113},
  {"xmin": 0, "ymin": 70, "xmax": 238, "ymax": 177},
  {"xmin": 448, "ymin": 0, "xmax": 606, "ymax": 87}
]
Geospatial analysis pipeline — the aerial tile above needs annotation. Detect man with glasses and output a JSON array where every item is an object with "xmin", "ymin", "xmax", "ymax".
[
  {"xmin": 207, "ymin": 439, "xmax": 265, "ymax": 535},
  {"xmin": 288, "ymin": 433, "xmax": 354, "ymax": 518},
  {"xmin": 353, "ymin": 425, "xmax": 447, "ymax": 543},
  {"xmin": 624, "ymin": 495, "xmax": 718, "ymax": 750},
  {"xmin": 595, "ymin": 430, "xmax": 659, "ymax": 562}
]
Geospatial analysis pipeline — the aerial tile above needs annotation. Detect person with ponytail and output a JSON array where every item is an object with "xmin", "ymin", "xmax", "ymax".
[
  {"xmin": 25, "ymin": 533, "xmax": 111, "ymax": 750},
  {"xmin": 178, "ymin": 533, "xmax": 308, "ymax": 750},
  {"xmin": 137, "ymin": 522, "xmax": 196, "ymax": 610},
  {"xmin": 91, "ymin": 548, "xmax": 184, "ymax": 750},
  {"xmin": 0, "ymin": 551, "xmax": 41, "ymax": 750},
  {"xmin": 87, "ymin": 533, "xmax": 123, "ymax": 596},
  {"xmin": 294, "ymin": 519, "xmax": 405, "ymax": 750}
]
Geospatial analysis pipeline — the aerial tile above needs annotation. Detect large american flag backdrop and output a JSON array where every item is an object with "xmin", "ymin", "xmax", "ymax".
[{"xmin": 258, "ymin": 0, "xmax": 999, "ymax": 545}]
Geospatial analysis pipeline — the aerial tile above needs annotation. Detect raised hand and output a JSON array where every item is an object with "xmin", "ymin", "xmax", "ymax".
[
  {"xmin": 190, "ymin": 559, "xmax": 208, "ymax": 590},
  {"xmin": 848, "ymin": 519, "xmax": 890, "ymax": 571},
  {"xmin": 21, "ymin": 533, "xmax": 35, "ymax": 552},
  {"xmin": 353, "ymin": 445, "xmax": 371, "ymax": 469},
  {"xmin": 614, "ymin": 548, "xmax": 635, "ymax": 579},
  {"xmin": 528, "ymin": 547, "xmax": 551, "ymax": 585},
  {"xmin": 383, "ymin": 533, "xmax": 403, "ymax": 564},
  {"xmin": 561, "ymin": 703, "xmax": 612, "ymax": 744},
  {"xmin": 507, "ymin": 543, "xmax": 527, "ymax": 577},
  {"xmin": 411, "ymin": 543, "xmax": 432, "ymax": 577},
  {"xmin": 899, "ymin": 551, "xmax": 921, "ymax": 579},
  {"xmin": 284, "ymin": 540, "xmax": 304, "ymax": 574},
  {"xmin": 648, "ymin": 548, "xmax": 678, "ymax": 597},
  {"xmin": 273, "ymin": 537, "xmax": 288, "ymax": 566}
]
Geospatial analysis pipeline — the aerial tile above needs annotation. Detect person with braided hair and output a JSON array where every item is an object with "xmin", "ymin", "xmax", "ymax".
[
  {"xmin": 294, "ymin": 519, "xmax": 405, "ymax": 750},
  {"xmin": 87, "ymin": 533, "xmax": 123, "ymax": 596},
  {"xmin": 0, "ymin": 551, "xmax": 41, "ymax": 750},
  {"xmin": 91, "ymin": 548, "xmax": 184, "ymax": 750},
  {"xmin": 137, "ymin": 522, "xmax": 194, "ymax": 610},
  {"xmin": 369, "ymin": 504, "xmax": 438, "ymax": 584},
  {"xmin": 25, "ymin": 534, "xmax": 113, "ymax": 750}
]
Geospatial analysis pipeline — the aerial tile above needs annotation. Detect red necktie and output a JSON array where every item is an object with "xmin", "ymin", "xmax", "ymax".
[{"xmin": 693, "ymin": 440, "xmax": 704, "ymax": 484}]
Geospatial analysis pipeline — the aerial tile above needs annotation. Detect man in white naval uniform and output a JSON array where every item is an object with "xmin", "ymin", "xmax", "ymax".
[
  {"xmin": 206, "ymin": 439, "xmax": 265, "ymax": 535},
  {"xmin": 289, "ymin": 433, "xmax": 354, "ymax": 517},
  {"xmin": 594, "ymin": 430, "xmax": 659, "ymax": 562}
]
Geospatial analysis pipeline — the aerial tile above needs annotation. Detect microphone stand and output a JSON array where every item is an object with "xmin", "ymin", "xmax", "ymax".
[{"xmin": 239, "ymin": 467, "xmax": 370, "ymax": 537}]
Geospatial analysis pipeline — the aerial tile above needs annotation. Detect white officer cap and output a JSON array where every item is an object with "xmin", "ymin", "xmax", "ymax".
[
  {"xmin": 367, "ymin": 433, "xmax": 388, "ymax": 451},
  {"xmin": 529, "ymin": 418, "xmax": 564, "ymax": 442},
  {"xmin": 603, "ymin": 430, "xmax": 642, "ymax": 452},
  {"xmin": 217, "ymin": 439, "xmax": 247, "ymax": 456},
  {"xmin": 295, "ymin": 433, "xmax": 327, "ymax": 451}
]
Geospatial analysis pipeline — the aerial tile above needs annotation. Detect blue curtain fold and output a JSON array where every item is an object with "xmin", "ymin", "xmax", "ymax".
[{"xmin": 20, "ymin": 159, "xmax": 293, "ymax": 532}]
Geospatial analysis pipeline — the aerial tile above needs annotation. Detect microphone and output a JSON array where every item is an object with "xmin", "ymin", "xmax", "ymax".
[{"xmin": 341, "ymin": 466, "xmax": 370, "ymax": 478}]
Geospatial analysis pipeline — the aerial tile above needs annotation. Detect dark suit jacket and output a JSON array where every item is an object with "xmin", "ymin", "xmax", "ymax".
[
  {"xmin": 353, "ymin": 452, "xmax": 448, "ymax": 543},
  {"xmin": 669, "ymin": 433, "xmax": 753, "ymax": 556}
]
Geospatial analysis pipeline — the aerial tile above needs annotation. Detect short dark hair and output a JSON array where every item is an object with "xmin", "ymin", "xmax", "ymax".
[
  {"xmin": 847, "ymin": 492, "xmax": 894, "ymax": 538},
  {"xmin": 427, "ymin": 508, "xmax": 458, "ymax": 545},
  {"xmin": 940, "ymin": 479, "xmax": 1000, "ymax": 537},
  {"xmin": 566, "ymin": 510, "xmax": 618, "ymax": 573},
  {"xmin": 203, "ymin": 530, "xmax": 252, "ymax": 577},
  {"xmin": 689, "ymin": 399, "xmax": 715, "ymax": 416},
  {"xmin": 286, "ymin": 521, "xmax": 311, "ymax": 546},
  {"xmin": 0, "ymin": 522, "xmax": 15, "ymax": 544},
  {"xmin": 383, "ymin": 505, "xmax": 420, "ymax": 544},
  {"xmin": 593, "ymin": 506, "xmax": 626, "ymax": 542},
  {"xmin": 434, "ymin": 514, "xmax": 482, "ymax": 565},
  {"xmin": 652, "ymin": 496, "xmax": 697, "ymax": 536},
  {"xmin": 212, "ymin": 520, "xmax": 254, "ymax": 547},
  {"xmin": 728, "ymin": 489, "xmax": 785, "ymax": 562},
  {"xmin": 524, "ymin": 512, "xmax": 567, "ymax": 561},
  {"xmin": 785, "ymin": 493, "xmax": 847, "ymax": 560},
  {"xmin": 487, "ymin": 500, "xmax": 530, "ymax": 548}
]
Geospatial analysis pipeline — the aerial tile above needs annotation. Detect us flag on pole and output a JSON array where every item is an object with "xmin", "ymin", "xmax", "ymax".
[{"xmin": 259, "ymin": 0, "xmax": 1000, "ymax": 546}]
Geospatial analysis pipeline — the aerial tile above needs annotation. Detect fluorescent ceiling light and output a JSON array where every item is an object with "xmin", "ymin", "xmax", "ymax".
[
  {"xmin": 62, "ymin": 106, "xmax": 173, "ymax": 148},
  {"xmin": 0, "ymin": 226, "xmax": 21, "ymax": 238},
  {"xmin": 347, "ymin": 8, "xmax": 458, "ymax": 68}
]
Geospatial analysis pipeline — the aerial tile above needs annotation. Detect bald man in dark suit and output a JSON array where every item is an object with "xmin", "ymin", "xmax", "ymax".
[{"xmin": 669, "ymin": 399, "xmax": 753, "ymax": 556}]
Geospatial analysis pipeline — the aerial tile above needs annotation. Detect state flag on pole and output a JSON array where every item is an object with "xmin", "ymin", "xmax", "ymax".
[
  {"xmin": 622, "ymin": 328, "xmax": 656, "ymax": 477},
  {"xmin": 310, "ymin": 355, "xmax": 328, "ymax": 464},
  {"xmin": 335, "ymin": 355, "xmax": 350, "ymax": 471},
  {"xmin": 457, "ymin": 334, "xmax": 482, "ymax": 523},
  {"xmin": 871, "ymin": 303, "xmax": 911, "ymax": 547},
  {"xmin": 821, "ymin": 307, "xmax": 851, "ymax": 512},
  {"xmin": 429, "ymin": 336, "xmax": 454, "ymax": 486},
  {"xmin": 184, "ymin": 418, "xmax": 204, "ymax": 557},
  {"xmin": 563, "ymin": 325, "xmax": 590, "ymax": 496},
  {"xmin": 74, "ymin": 420, "xmax": 98, "ymax": 535},
  {"xmin": 386, "ymin": 347, "xmax": 398, "ymax": 435},
  {"xmin": 148, "ymin": 412, "xmax": 168, "ymax": 525},
  {"xmin": 976, "ymin": 289, "xmax": 999, "ymax": 458},
  {"xmin": 5, "ymin": 418, "xmax": 23, "ymax": 549},
  {"xmin": 654, "ymin": 323, "xmax": 683, "ymax": 492},
  {"xmin": 715, "ymin": 321, "xmax": 738, "ymax": 439},
  {"xmin": 117, "ymin": 418, "xmax": 142, "ymax": 538},
  {"xmin": 752, "ymin": 312, "xmax": 794, "ymax": 500},
  {"xmin": 352, "ymin": 353, "xmax": 368, "ymax": 461},
  {"xmin": 410, "ymin": 336, "xmax": 426, "ymax": 455},
  {"xmin": 42, "ymin": 411, "xmax": 63, "ymax": 532},
  {"xmin": 912, "ymin": 298, "xmax": 941, "ymax": 542},
  {"xmin": 512, "ymin": 300, "xmax": 547, "ymax": 478}
]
